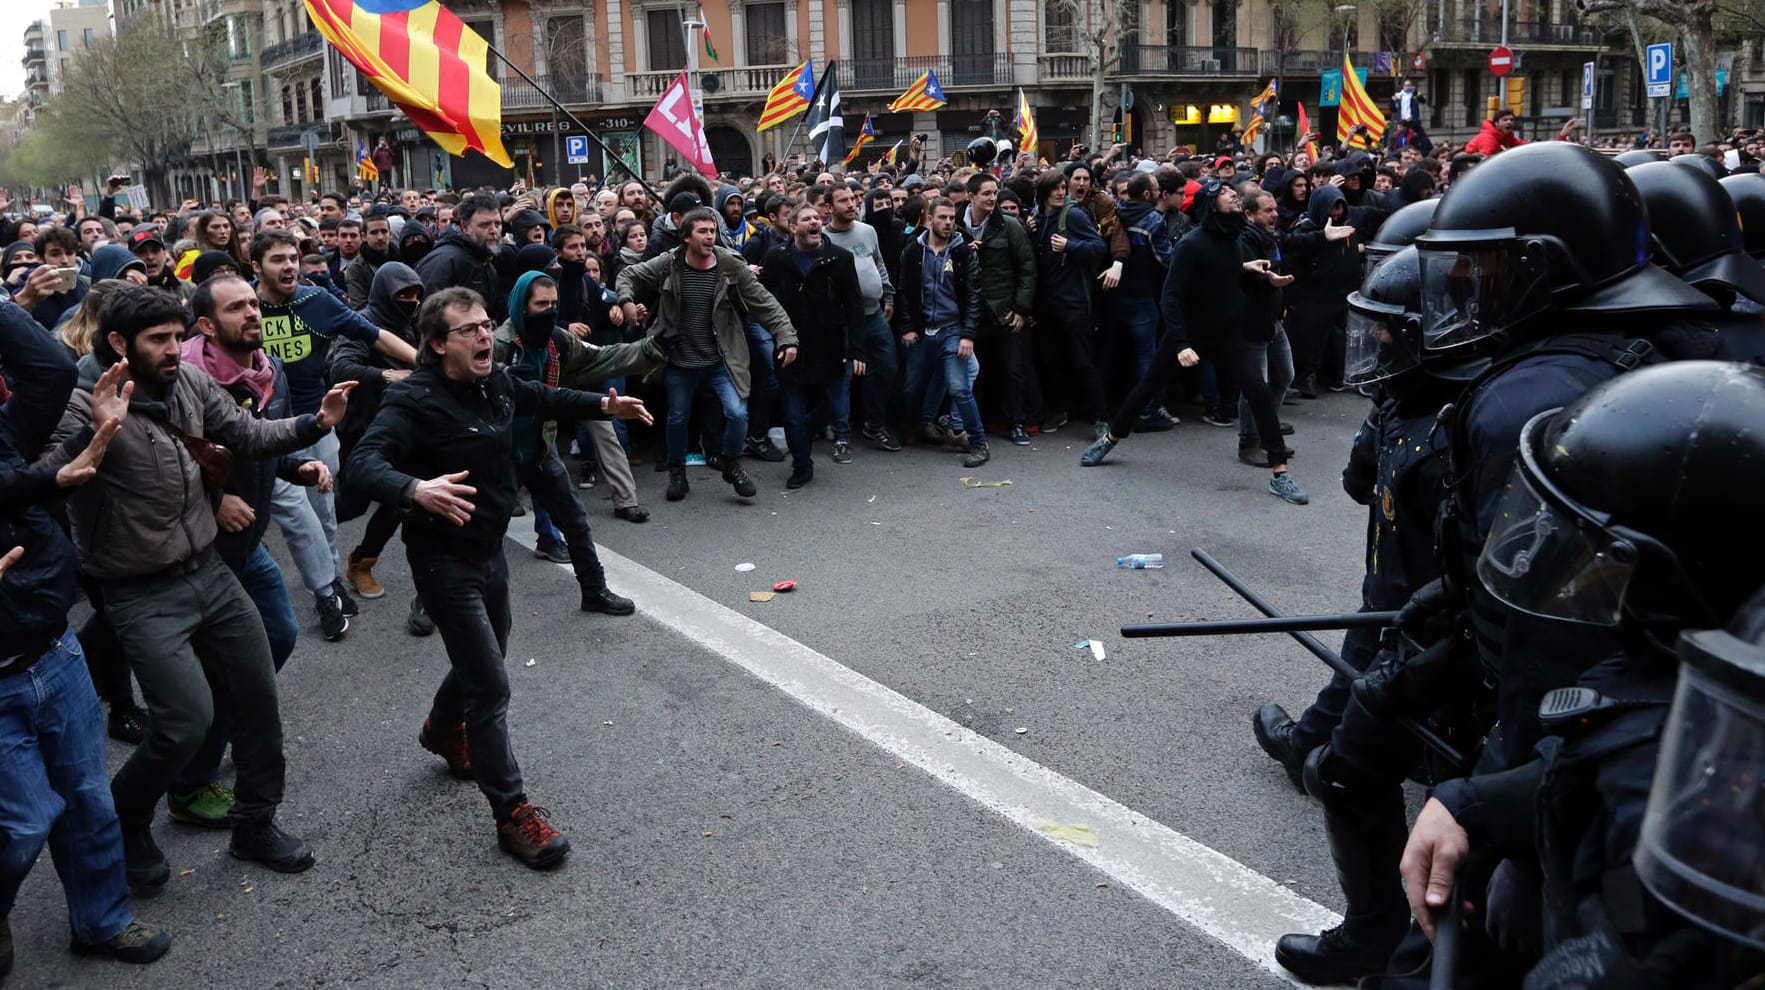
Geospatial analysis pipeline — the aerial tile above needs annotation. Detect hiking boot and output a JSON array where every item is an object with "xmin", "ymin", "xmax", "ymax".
[
  {"xmin": 861, "ymin": 423, "xmax": 902, "ymax": 452},
  {"xmin": 1275, "ymin": 922, "xmax": 1404, "ymax": 986},
  {"xmin": 406, "ymin": 595, "xmax": 435, "ymax": 637},
  {"xmin": 961, "ymin": 442, "xmax": 991, "ymax": 469},
  {"xmin": 942, "ymin": 429, "xmax": 972, "ymax": 452},
  {"xmin": 333, "ymin": 581, "xmax": 359, "ymax": 617},
  {"xmin": 122, "ymin": 828, "xmax": 169, "ymax": 894},
  {"xmin": 167, "ymin": 783, "xmax": 235, "ymax": 829},
  {"xmin": 533, "ymin": 538, "xmax": 571, "ymax": 564},
  {"xmin": 666, "ymin": 466, "xmax": 690, "ymax": 501},
  {"xmin": 743, "ymin": 435, "xmax": 787, "ymax": 462},
  {"xmin": 419, "ymin": 719, "xmax": 472, "ymax": 780},
  {"xmin": 69, "ymin": 921, "xmax": 171, "ymax": 965},
  {"xmin": 107, "ymin": 704, "xmax": 149, "ymax": 745},
  {"xmin": 581, "ymin": 586, "xmax": 636, "ymax": 616},
  {"xmin": 1008, "ymin": 424, "xmax": 1032, "ymax": 446},
  {"xmin": 346, "ymin": 554, "xmax": 385, "ymax": 599},
  {"xmin": 1252, "ymin": 703, "xmax": 1309, "ymax": 794},
  {"xmin": 613, "ymin": 505, "xmax": 650, "ymax": 523},
  {"xmin": 315, "ymin": 590, "xmax": 349, "ymax": 642},
  {"xmin": 916, "ymin": 422, "xmax": 944, "ymax": 445},
  {"xmin": 722, "ymin": 461, "xmax": 757, "ymax": 498},
  {"xmin": 497, "ymin": 803, "xmax": 571, "ymax": 869},
  {"xmin": 1269, "ymin": 472, "xmax": 1310, "ymax": 505},
  {"xmin": 1080, "ymin": 434, "xmax": 1117, "ymax": 467},
  {"xmin": 831, "ymin": 441, "xmax": 853, "ymax": 464},
  {"xmin": 786, "ymin": 466, "xmax": 813, "ymax": 489},
  {"xmin": 230, "ymin": 820, "xmax": 315, "ymax": 874},
  {"xmin": 1239, "ymin": 443, "xmax": 1271, "ymax": 468}
]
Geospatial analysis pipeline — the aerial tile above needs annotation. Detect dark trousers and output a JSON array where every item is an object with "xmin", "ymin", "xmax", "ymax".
[
  {"xmin": 1292, "ymin": 623, "xmax": 1381, "ymax": 751},
  {"xmin": 1035, "ymin": 305, "xmax": 1108, "ymax": 423},
  {"xmin": 742, "ymin": 321, "xmax": 779, "ymax": 440},
  {"xmin": 409, "ymin": 549, "xmax": 526, "ymax": 821},
  {"xmin": 978, "ymin": 314, "xmax": 1041, "ymax": 426},
  {"xmin": 74, "ymin": 582, "xmax": 134, "ymax": 711},
  {"xmin": 856, "ymin": 310, "xmax": 900, "ymax": 429},
  {"xmin": 1108, "ymin": 321, "xmax": 1200, "ymax": 440},
  {"xmin": 1214, "ymin": 335, "xmax": 1288, "ymax": 460},
  {"xmin": 351, "ymin": 501, "xmax": 404, "ymax": 561},
  {"xmin": 1288, "ymin": 301, "xmax": 1347, "ymax": 385},
  {"xmin": 102, "ymin": 549, "xmax": 286, "ymax": 830},
  {"xmin": 519, "ymin": 453, "xmax": 607, "ymax": 593}
]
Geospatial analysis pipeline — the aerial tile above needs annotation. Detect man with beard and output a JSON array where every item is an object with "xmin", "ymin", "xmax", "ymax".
[
  {"xmin": 43, "ymin": 284, "xmax": 356, "ymax": 888},
  {"xmin": 345, "ymin": 286, "xmax": 652, "ymax": 867},
  {"xmin": 821, "ymin": 183, "xmax": 899, "ymax": 453},
  {"xmin": 345, "ymin": 214, "xmax": 396, "ymax": 310},
  {"xmin": 1081, "ymin": 179, "xmax": 1303, "ymax": 510},
  {"xmin": 416, "ymin": 193, "xmax": 506, "ymax": 322},
  {"xmin": 167, "ymin": 276, "xmax": 330, "ymax": 828},
  {"xmin": 253, "ymin": 229, "xmax": 418, "ymax": 640}
]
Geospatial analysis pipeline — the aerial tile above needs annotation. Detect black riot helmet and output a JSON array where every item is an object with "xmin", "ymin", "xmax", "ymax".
[
  {"xmin": 1628, "ymin": 161, "xmax": 1765, "ymax": 307},
  {"xmin": 1413, "ymin": 142, "xmax": 1714, "ymax": 355},
  {"xmin": 965, "ymin": 137, "xmax": 999, "ymax": 168},
  {"xmin": 1364, "ymin": 198, "xmax": 1439, "ymax": 271},
  {"xmin": 1477, "ymin": 361, "xmax": 1765, "ymax": 631},
  {"xmin": 1615, "ymin": 149, "xmax": 1668, "ymax": 169},
  {"xmin": 1344, "ymin": 246, "xmax": 1424, "ymax": 385},
  {"xmin": 1672, "ymin": 152, "xmax": 1727, "ymax": 179},
  {"xmin": 1719, "ymin": 172, "xmax": 1765, "ymax": 260},
  {"xmin": 1636, "ymin": 585, "xmax": 1765, "ymax": 953}
]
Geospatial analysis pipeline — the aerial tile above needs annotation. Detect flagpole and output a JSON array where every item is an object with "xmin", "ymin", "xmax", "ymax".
[{"xmin": 484, "ymin": 45, "xmax": 665, "ymax": 206}]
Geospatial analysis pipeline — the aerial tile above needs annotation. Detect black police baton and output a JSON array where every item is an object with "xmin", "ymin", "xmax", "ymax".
[
  {"xmin": 1120, "ymin": 548, "xmax": 1470, "ymax": 771},
  {"xmin": 1430, "ymin": 878, "xmax": 1464, "ymax": 990}
]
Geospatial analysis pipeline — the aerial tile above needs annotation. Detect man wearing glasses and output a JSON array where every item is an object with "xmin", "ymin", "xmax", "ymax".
[{"xmin": 345, "ymin": 287, "xmax": 651, "ymax": 870}]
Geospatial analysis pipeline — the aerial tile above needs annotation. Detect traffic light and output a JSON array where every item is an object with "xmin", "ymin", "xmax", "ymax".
[{"xmin": 1506, "ymin": 76, "xmax": 1526, "ymax": 116}]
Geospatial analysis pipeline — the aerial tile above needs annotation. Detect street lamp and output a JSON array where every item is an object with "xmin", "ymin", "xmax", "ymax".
[
  {"xmin": 1334, "ymin": 4, "xmax": 1357, "ymax": 57},
  {"xmin": 221, "ymin": 81, "xmax": 251, "ymax": 202}
]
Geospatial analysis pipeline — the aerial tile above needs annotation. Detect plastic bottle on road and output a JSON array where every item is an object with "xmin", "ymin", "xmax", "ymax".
[{"xmin": 1116, "ymin": 553, "xmax": 1165, "ymax": 569}]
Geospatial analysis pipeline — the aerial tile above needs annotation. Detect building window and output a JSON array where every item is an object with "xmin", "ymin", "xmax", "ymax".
[
  {"xmin": 745, "ymin": 3, "xmax": 788, "ymax": 66},
  {"xmin": 850, "ymin": 0, "xmax": 893, "ymax": 89},
  {"xmin": 57, "ymin": 29, "xmax": 68, "ymax": 51},
  {"xmin": 295, "ymin": 84, "xmax": 308, "ymax": 123},
  {"xmin": 83, "ymin": 28, "xmax": 95, "ymax": 48},
  {"xmin": 239, "ymin": 79, "xmax": 254, "ymax": 122},
  {"xmin": 283, "ymin": 84, "xmax": 294, "ymax": 125},
  {"xmin": 647, "ymin": 9, "xmax": 687, "ymax": 71},
  {"xmin": 547, "ymin": 16, "xmax": 588, "ymax": 94},
  {"xmin": 949, "ymin": 0, "xmax": 994, "ymax": 86},
  {"xmin": 1046, "ymin": 1, "xmax": 1076, "ymax": 53},
  {"xmin": 1462, "ymin": 67, "xmax": 1482, "ymax": 126},
  {"xmin": 1168, "ymin": 1, "xmax": 1188, "ymax": 46},
  {"xmin": 310, "ymin": 78, "xmax": 322, "ymax": 119},
  {"xmin": 228, "ymin": 15, "xmax": 251, "ymax": 58}
]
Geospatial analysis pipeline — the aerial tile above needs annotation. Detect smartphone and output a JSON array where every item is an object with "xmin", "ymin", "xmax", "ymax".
[{"xmin": 55, "ymin": 267, "xmax": 79, "ymax": 293}]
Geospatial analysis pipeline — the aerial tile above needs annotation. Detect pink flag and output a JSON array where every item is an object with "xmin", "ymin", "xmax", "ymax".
[{"xmin": 643, "ymin": 71, "xmax": 717, "ymax": 179}]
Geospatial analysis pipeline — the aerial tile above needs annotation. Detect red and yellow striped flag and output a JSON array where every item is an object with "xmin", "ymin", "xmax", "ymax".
[
  {"xmin": 758, "ymin": 60, "xmax": 815, "ymax": 132},
  {"xmin": 1015, "ymin": 88, "xmax": 1038, "ymax": 156},
  {"xmin": 1335, "ymin": 53, "xmax": 1387, "ymax": 149},
  {"xmin": 303, "ymin": 0, "xmax": 512, "ymax": 166}
]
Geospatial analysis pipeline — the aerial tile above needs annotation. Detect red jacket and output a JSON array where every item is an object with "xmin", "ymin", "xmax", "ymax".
[{"xmin": 1463, "ymin": 119, "xmax": 1527, "ymax": 157}]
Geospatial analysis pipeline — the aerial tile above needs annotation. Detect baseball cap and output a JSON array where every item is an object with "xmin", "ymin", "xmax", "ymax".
[
  {"xmin": 1214, "ymin": 156, "xmax": 1234, "ymax": 169},
  {"xmin": 667, "ymin": 192, "xmax": 702, "ymax": 214},
  {"xmin": 128, "ymin": 229, "xmax": 166, "ymax": 252}
]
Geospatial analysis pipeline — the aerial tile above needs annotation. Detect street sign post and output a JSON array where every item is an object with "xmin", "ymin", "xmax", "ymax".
[
  {"xmin": 1581, "ymin": 61, "xmax": 1596, "ymax": 111},
  {"xmin": 1646, "ymin": 43, "xmax": 1673, "ymax": 98},
  {"xmin": 565, "ymin": 135, "xmax": 590, "ymax": 165},
  {"xmin": 1489, "ymin": 46, "xmax": 1514, "ymax": 77}
]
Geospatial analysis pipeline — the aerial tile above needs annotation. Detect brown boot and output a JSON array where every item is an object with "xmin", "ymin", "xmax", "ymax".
[
  {"xmin": 497, "ymin": 803, "xmax": 571, "ymax": 869},
  {"xmin": 418, "ymin": 719, "xmax": 472, "ymax": 780},
  {"xmin": 346, "ymin": 554, "xmax": 386, "ymax": 599}
]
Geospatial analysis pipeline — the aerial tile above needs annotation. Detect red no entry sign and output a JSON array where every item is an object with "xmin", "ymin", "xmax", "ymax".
[{"xmin": 1489, "ymin": 46, "xmax": 1514, "ymax": 76}]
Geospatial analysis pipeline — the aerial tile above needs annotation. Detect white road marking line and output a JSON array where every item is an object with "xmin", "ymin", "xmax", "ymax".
[{"xmin": 511, "ymin": 529, "xmax": 1339, "ymax": 983}]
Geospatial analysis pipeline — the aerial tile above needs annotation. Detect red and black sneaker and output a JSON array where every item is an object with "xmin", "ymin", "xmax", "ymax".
[
  {"xmin": 497, "ymin": 803, "xmax": 571, "ymax": 869},
  {"xmin": 418, "ymin": 719, "xmax": 473, "ymax": 780}
]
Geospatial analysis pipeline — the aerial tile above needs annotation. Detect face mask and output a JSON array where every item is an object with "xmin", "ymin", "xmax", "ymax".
[
  {"xmin": 523, "ymin": 306, "xmax": 557, "ymax": 343},
  {"xmin": 396, "ymin": 298, "xmax": 419, "ymax": 321}
]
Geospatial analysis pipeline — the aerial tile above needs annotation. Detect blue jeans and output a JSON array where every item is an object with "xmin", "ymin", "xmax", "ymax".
[
  {"xmin": 781, "ymin": 373, "xmax": 853, "ymax": 469},
  {"xmin": 902, "ymin": 331, "xmax": 986, "ymax": 442},
  {"xmin": 665, "ymin": 363, "xmax": 747, "ymax": 465},
  {"xmin": 0, "ymin": 627, "xmax": 134, "ymax": 943},
  {"xmin": 172, "ymin": 544, "xmax": 299, "ymax": 794},
  {"xmin": 1114, "ymin": 295, "xmax": 1162, "ymax": 419},
  {"xmin": 744, "ymin": 323, "xmax": 779, "ymax": 438}
]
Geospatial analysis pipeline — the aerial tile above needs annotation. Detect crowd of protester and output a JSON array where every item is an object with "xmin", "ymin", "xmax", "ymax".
[{"xmin": 0, "ymin": 110, "xmax": 1760, "ymax": 980}]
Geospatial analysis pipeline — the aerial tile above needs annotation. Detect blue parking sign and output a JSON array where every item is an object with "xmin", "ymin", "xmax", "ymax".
[
  {"xmin": 566, "ymin": 135, "xmax": 590, "ymax": 165},
  {"xmin": 1646, "ymin": 42, "xmax": 1672, "ymax": 98}
]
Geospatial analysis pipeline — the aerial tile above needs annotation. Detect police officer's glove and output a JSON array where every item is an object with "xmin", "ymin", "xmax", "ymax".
[
  {"xmin": 1395, "ymin": 577, "xmax": 1455, "ymax": 647},
  {"xmin": 1352, "ymin": 637, "xmax": 1461, "ymax": 719}
]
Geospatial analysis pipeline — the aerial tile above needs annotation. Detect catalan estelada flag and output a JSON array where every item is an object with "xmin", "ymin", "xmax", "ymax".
[
  {"xmin": 1250, "ymin": 78, "xmax": 1278, "ymax": 117},
  {"xmin": 303, "ymin": 0, "xmax": 512, "ymax": 166},
  {"xmin": 888, "ymin": 69, "xmax": 946, "ymax": 114},
  {"xmin": 1015, "ymin": 88, "xmax": 1038, "ymax": 156},
  {"xmin": 757, "ymin": 60, "xmax": 815, "ymax": 132},
  {"xmin": 1336, "ymin": 53, "xmax": 1387, "ymax": 149},
  {"xmin": 842, "ymin": 114, "xmax": 876, "ymax": 166},
  {"xmin": 1241, "ymin": 113, "xmax": 1265, "ymax": 146},
  {"xmin": 356, "ymin": 139, "xmax": 380, "ymax": 182}
]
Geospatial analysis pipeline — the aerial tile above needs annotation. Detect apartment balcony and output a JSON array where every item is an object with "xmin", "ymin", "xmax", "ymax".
[
  {"xmin": 267, "ymin": 120, "xmax": 339, "ymax": 150},
  {"xmin": 22, "ymin": 49, "xmax": 45, "ymax": 68},
  {"xmin": 261, "ymin": 30, "xmax": 323, "ymax": 71},
  {"xmin": 846, "ymin": 53, "xmax": 1014, "ymax": 93},
  {"xmin": 624, "ymin": 64, "xmax": 785, "ymax": 102},
  {"xmin": 1432, "ymin": 17, "xmax": 1601, "ymax": 48},
  {"xmin": 502, "ymin": 71, "xmax": 608, "ymax": 108},
  {"xmin": 1039, "ymin": 54, "xmax": 1091, "ymax": 84},
  {"xmin": 1258, "ymin": 49, "xmax": 1379, "ymax": 77},
  {"xmin": 1115, "ymin": 45, "xmax": 1258, "ymax": 79}
]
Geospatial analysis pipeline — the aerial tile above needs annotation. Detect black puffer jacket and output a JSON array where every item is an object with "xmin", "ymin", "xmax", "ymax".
[
  {"xmin": 415, "ymin": 227, "xmax": 503, "ymax": 322},
  {"xmin": 1159, "ymin": 188, "xmax": 1253, "ymax": 353},
  {"xmin": 758, "ymin": 240, "xmax": 866, "ymax": 384}
]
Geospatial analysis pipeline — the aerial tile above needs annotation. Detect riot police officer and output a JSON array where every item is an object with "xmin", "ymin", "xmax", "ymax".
[
  {"xmin": 1399, "ymin": 361, "xmax": 1765, "ymax": 988},
  {"xmin": 1626, "ymin": 160, "xmax": 1765, "ymax": 361}
]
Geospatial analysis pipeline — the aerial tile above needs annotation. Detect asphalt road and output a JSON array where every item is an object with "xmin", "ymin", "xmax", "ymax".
[{"xmin": 9, "ymin": 390, "xmax": 1424, "ymax": 990}]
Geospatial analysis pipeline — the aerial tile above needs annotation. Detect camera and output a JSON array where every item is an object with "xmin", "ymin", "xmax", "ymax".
[{"xmin": 915, "ymin": 133, "xmax": 927, "ymax": 143}]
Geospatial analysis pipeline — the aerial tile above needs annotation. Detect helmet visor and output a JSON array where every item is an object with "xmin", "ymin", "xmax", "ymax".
[
  {"xmin": 1476, "ymin": 468, "xmax": 1636, "ymax": 625},
  {"xmin": 1344, "ymin": 294, "xmax": 1420, "ymax": 385},
  {"xmin": 1418, "ymin": 238, "xmax": 1549, "ymax": 352}
]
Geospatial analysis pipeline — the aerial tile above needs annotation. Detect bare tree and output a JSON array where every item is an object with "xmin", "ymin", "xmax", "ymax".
[
  {"xmin": 1048, "ymin": 0, "xmax": 1143, "ymax": 146},
  {"xmin": 1577, "ymin": 0, "xmax": 1765, "ymax": 143}
]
